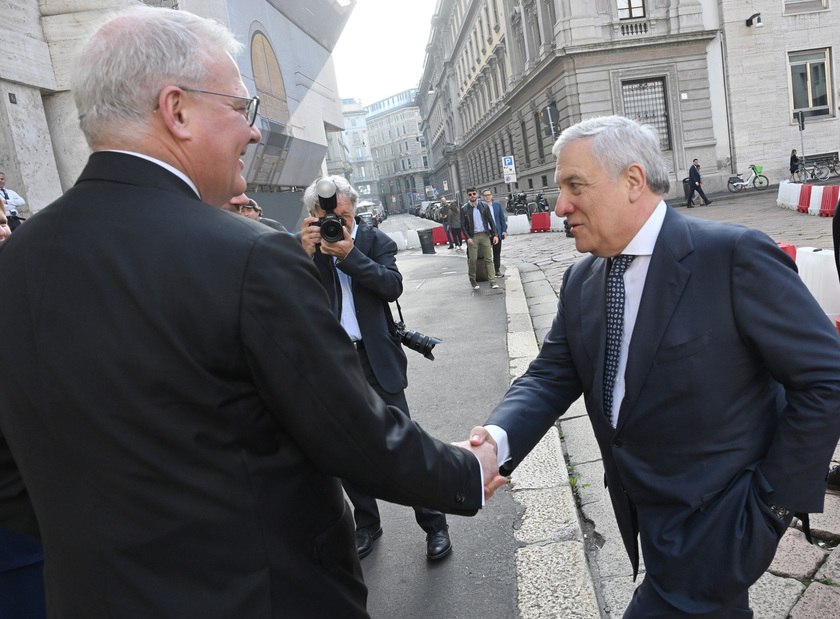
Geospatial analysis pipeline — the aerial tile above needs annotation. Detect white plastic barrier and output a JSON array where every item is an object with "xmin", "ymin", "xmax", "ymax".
[
  {"xmin": 387, "ymin": 231, "xmax": 408, "ymax": 251},
  {"xmin": 808, "ymin": 185, "xmax": 824, "ymax": 216},
  {"xmin": 550, "ymin": 213, "xmax": 566, "ymax": 231},
  {"xmin": 506, "ymin": 214, "xmax": 530, "ymax": 235},
  {"xmin": 776, "ymin": 181, "xmax": 793, "ymax": 208},
  {"xmin": 404, "ymin": 229, "xmax": 420, "ymax": 249},
  {"xmin": 796, "ymin": 247, "xmax": 840, "ymax": 320},
  {"xmin": 785, "ymin": 183, "xmax": 803, "ymax": 211}
]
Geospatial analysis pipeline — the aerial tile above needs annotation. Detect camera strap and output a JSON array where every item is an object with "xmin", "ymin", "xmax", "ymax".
[{"xmin": 394, "ymin": 299, "xmax": 406, "ymax": 325}]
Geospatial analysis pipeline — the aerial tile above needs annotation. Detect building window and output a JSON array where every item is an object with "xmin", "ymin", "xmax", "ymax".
[
  {"xmin": 617, "ymin": 0, "xmax": 645, "ymax": 20},
  {"xmin": 527, "ymin": 178, "xmax": 534, "ymax": 189},
  {"xmin": 621, "ymin": 78, "xmax": 672, "ymax": 150},
  {"xmin": 784, "ymin": 0, "xmax": 827, "ymax": 12},
  {"xmin": 533, "ymin": 112, "xmax": 545, "ymax": 159},
  {"xmin": 520, "ymin": 121, "xmax": 530, "ymax": 166},
  {"xmin": 789, "ymin": 49, "xmax": 833, "ymax": 119},
  {"xmin": 541, "ymin": 175, "xmax": 548, "ymax": 187}
]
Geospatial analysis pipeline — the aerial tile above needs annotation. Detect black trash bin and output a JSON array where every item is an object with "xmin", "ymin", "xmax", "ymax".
[
  {"xmin": 418, "ymin": 229, "xmax": 436, "ymax": 254},
  {"xmin": 682, "ymin": 178, "xmax": 691, "ymax": 203}
]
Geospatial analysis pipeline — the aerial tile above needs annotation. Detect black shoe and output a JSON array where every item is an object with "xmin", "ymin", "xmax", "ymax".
[
  {"xmin": 426, "ymin": 526, "xmax": 452, "ymax": 561},
  {"xmin": 828, "ymin": 465, "xmax": 840, "ymax": 491},
  {"xmin": 496, "ymin": 272, "xmax": 505, "ymax": 278},
  {"xmin": 687, "ymin": 205, "xmax": 694, "ymax": 208},
  {"xmin": 705, "ymin": 200, "xmax": 713, "ymax": 205},
  {"xmin": 355, "ymin": 525, "xmax": 383, "ymax": 559},
  {"xmin": 448, "ymin": 245, "xmax": 454, "ymax": 249}
]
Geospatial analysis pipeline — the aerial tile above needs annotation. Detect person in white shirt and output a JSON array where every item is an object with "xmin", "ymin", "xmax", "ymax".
[
  {"xmin": 0, "ymin": 173, "xmax": 25, "ymax": 230},
  {"xmin": 468, "ymin": 115, "xmax": 840, "ymax": 618}
]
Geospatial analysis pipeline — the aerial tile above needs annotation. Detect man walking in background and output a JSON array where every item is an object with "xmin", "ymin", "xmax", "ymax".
[
  {"xmin": 686, "ymin": 158, "xmax": 711, "ymax": 207},
  {"xmin": 483, "ymin": 189, "xmax": 507, "ymax": 276}
]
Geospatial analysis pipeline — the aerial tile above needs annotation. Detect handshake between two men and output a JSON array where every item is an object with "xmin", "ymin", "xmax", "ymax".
[{"xmin": 453, "ymin": 427, "xmax": 507, "ymax": 501}]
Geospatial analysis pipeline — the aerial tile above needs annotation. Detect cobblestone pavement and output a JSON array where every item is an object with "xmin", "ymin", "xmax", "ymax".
[{"xmin": 501, "ymin": 185, "xmax": 840, "ymax": 618}]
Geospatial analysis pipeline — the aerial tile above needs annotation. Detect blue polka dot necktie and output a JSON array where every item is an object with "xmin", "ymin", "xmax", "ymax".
[{"xmin": 604, "ymin": 255, "xmax": 635, "ymax": 426}]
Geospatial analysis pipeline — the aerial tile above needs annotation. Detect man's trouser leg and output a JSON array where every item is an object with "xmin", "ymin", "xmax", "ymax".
[
  {"xmin": 477, "ymin": 232, "xmax": 496, "ymax": 283},
  {"xmin": 467, "ymin": 240, "xmax": 478, "ymax": 284},
  {"xmin": 492, "ymin": 235, "xmax": 502, "ymax": 273}
]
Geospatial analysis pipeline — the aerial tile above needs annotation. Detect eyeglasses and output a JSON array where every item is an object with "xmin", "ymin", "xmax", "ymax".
[
  {"xmin": 179, "ymin": 87, "xmax": 260, "ymax": 126},
  {"xmin": 467, "ymin": 192, "xmax": 477, "ymax": 196}
]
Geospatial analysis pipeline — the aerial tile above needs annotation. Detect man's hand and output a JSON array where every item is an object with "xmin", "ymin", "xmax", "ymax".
[
  {"xmin": 318, "ymin": 225, "xmax": 354, "ymax": 261},
  {"xmin": 300, "ymin": 216, "xmax": 322, "ymax": 257},
  {"xmin": 502, "ymin": 232, "xmax": 508, "ymax": 240},
  {"xmin": 492, "ymin": 235, "xmax": 499, "ymax": 245},
  {"xmin": 467, "ymin": 238, "xmax": 475, "ymax": 246},
  {"xmin": 453, "ymin": 425, "xmax": 507, "ymax": 500}
]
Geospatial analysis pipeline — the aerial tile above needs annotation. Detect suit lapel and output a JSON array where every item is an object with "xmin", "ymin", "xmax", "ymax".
[
  {"xmin": 580, "ymin": 256, "xmax": 609, "ymax": 407},
  {"xmin": 616, "ymin": 207, "xmax": 693, "ymax": 431}
]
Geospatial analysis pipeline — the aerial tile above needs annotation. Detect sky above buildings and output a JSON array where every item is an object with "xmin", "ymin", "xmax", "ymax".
[{"xmin": 332, "ymin": 0, "xmax": 438, "ymax": 106}]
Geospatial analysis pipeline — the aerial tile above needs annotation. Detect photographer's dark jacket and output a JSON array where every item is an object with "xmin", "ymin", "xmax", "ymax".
[
  {"xmin": 460, "ymin": 201, "xmax": 498, "ymax": 241},
  {"xmin": 311, "ymin": 217, "xmax": 408, "ymax": 395}
]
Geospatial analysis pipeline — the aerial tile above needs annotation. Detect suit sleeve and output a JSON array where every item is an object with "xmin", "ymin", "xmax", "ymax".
[
  {"xmin": 238, "ymin": 233, "xmax": 482, "ymax": 514},
  {"xmin": 0, "ymin": 432, "xmax": 39, "ymax": 540},
  {"xmin": 499, "ymin": 204, "xmax": 507, "ymax": 235},
  {"xmin": 336, "ymin": 230, "xmax": 402, "ymax": 302},
  {"xmin": 731, "ymin": 229, "xmax": 840, "ymax": 512},
  {"xmin": 486, "ymin": 265, "xmax": 584, "ymax": 472}
]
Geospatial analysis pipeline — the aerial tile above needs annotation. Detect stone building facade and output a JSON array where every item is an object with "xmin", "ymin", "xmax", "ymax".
[
  {"xmin": 366, "ymin": 89, "xmax": 430, "ymax": 214},
  {"xmin": 417, "ymin": 0, "xmax": 838, "ymax": 205},
  {"xmin": 1, "ymin": 0, "xmax": 353, "ymax": 226}
]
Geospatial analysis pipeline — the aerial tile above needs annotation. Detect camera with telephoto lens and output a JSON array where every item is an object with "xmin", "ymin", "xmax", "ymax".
[
  {"xmin": 310, "ymin": 177, "xmax": 346, "ymax": 244},
  {"xmin": 394, "ymin": 321, "xmax": 441, "ymax": 361}
]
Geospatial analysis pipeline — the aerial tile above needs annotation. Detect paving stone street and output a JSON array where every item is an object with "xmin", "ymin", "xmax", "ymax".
[{"xmin": 499, "ymin": 185, "xmax": 840, "ymax": 618}]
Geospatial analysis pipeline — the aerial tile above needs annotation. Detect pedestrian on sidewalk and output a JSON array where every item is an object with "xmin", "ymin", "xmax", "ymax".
[
  {"xmin": 686, "ymin": 159, "xmax": 711, "ymax": 207},
  {"xmin": 440, "ymin": 196, "xmax": 455, "ymax": 249},
  {"xmin": 788, "ymin": 149, "xmax": 800, "ymax": 182},
  {"xmin": 447, "ymin": 198, "xmax": 464, "ymax": 249},
  {"xmin": 483, "ymin": 189, "xmax": 507, "ymax": 276},
  {"xmin": 471, "ymin": 115, "xmax": 840, "ymax": 618}
]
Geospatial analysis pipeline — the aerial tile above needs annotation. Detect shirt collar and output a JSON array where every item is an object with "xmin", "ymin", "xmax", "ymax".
[
  {"xmin": 621, "ymin": 200, "xmax": 667, "ymax": 257},
  {"xmin": 105, "ymin": 150, "xmax": 201, "ymax": 199}
]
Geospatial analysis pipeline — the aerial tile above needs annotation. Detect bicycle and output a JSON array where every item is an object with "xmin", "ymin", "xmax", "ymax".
[
  {"xmin": 727, "ymin": 164, "xmax": 769, "ymax": 192},
  {"xmin": 796, "ymin": 160, "xmax": 830, "ymax": 182},
  {"xmin": 825, "ymin": 156, "xmax": 840, "ymax": 177}
]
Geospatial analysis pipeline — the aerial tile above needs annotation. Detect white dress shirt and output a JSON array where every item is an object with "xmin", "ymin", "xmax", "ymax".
[
  {"xmin": 488, "ymin": 201, "xmax": 668, "ymax": 464},
  {"xmin": 335, "ymin": 222, "xmax": 362, "ymax": 342},
  {"xmin": 1, "ymin": 187, "xmax": 25, "ymax": 215}
]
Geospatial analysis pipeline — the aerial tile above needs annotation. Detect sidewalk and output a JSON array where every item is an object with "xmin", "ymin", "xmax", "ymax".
[{"xmin": 501, "ymin": 186, "xmax": 840, "ymax": 618}]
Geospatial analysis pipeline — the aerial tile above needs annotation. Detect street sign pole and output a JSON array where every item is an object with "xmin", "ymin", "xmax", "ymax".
[
  {"xmin": 502, "ymin": 156, "xmax": 517, "ymax": 197},
  {"xmin": 798, "ymin": 111, "xmax": 805, "ymax": 166}
]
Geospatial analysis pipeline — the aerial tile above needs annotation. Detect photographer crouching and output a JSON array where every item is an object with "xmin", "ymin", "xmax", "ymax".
[{"xmin": 299, "ymin": 176, "xmax": 453, "ymax": 562}]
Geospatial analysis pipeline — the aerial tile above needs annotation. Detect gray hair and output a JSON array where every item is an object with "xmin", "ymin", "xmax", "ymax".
[
  {"xmin": 552, "ymin": 116, "xmax": 670, "ymax": 195},
  {"xmin": 72, "ymin": 6, "xmax": 242, "ymax": 148},
  {"xmin": 302, "ymin": 176, "xmax": 359, "ymax": 213}
]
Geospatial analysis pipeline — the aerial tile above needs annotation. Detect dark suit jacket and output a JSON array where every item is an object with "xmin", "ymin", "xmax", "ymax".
[
  {"xmin": 488, "ymin": 206, "xmax": 840, "ymax": 613},
  {"xmin": 0, "ymin": 152, "xmax": 482, "ymax": 618},
  {"xmin": 461, "ymin": 201, "xmax": 498, "ymax": 240},
  {"xmin": 312, "ymin": 218, "xmax": 408, "ymax": 395},
  {"xmin": 689, "ymin": 164, "xmax": 702, "ymax": 187}
]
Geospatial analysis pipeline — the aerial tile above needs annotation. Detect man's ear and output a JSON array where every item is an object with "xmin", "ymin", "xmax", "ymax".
[
  {"xmin": 157, "ymin": 86, "xmax": 192, "ymax": 140},
  {"xmin": 625, "ymin": 162, "xmax": 647, "ymax": 202}
]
